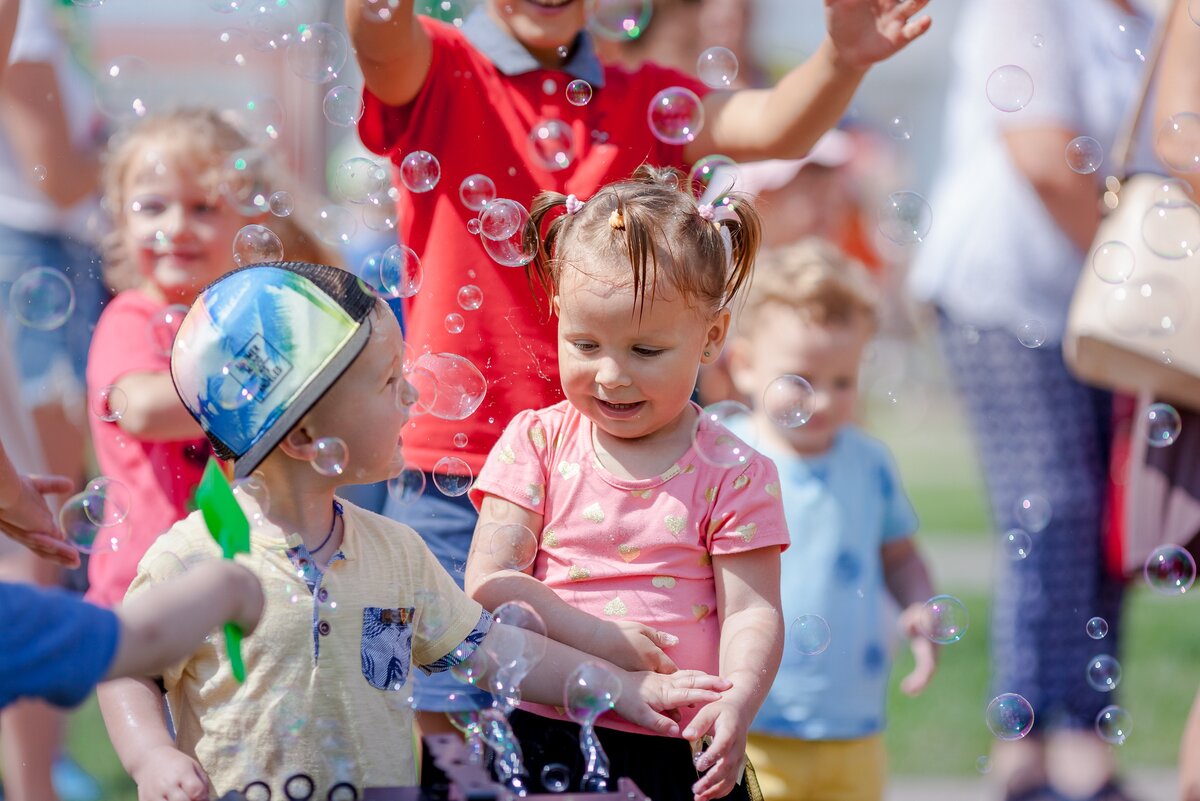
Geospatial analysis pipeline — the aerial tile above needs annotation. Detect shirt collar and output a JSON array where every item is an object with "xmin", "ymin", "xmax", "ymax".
[{"xmin": 461, "ymin": 7, "xmax": 606, "ymax": 88}]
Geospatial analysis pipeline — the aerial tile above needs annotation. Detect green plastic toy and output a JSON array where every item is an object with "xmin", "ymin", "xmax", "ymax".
[{"xmin": 195, "ymin": 458, "xmax": 251, "ymax": 682}]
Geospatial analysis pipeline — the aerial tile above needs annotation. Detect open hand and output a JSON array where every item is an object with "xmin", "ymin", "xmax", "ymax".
[
  {"xmin": 683, "ymin": 700, "xmax": 750, "ymax": 801},
  {"xmin": 826, "ymin": 0, "xmax": 934, "ymax": 70},
  {"xmin": 898, "ymin": 601, "xmax": 938, "ymax": 696},
  {"xmin": 0, "ymin": 472, "xmax": 78, "ymax": 568},
  {"xmin": 134, "ymin": 745, "xmax": 213, "ymax": 801},
  {"xmin": 597, "ymin": 619, "xmax": 680, "ymax": 674},
  {"xmin": 615, "ymin": 669, "xmax": 732, "ymax": 737}
]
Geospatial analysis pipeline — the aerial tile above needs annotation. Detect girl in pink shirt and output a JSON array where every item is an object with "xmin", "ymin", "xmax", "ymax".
[{"xmin": 467, "ymin": 166, "xmax": 788, "ymax": 801}]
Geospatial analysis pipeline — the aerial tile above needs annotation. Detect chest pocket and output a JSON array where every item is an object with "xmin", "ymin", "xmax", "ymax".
[{"xmin": 361, "ymin": 607, "xmax": 415, "ymax": 691}]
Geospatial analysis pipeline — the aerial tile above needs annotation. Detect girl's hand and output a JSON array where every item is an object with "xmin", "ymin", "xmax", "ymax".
[
  {"xmin": 597, "ymin": 620, "xmax": 680, "ymax": 674},
  {"xmin": 825, "ymin": 0, "xmax": 934, "ymax": 70},
  {"xmin": 684, "ymin": 700, "xmax": 751, "ymax": 801},
  {"xmin": 898, "ymin": 601, "xmax": 938, "ymax": 696},
  {"xmin": 133, "ymin": 745, "xmax": 212, "ymax": 801},
  {"xmin": 614, "ymin": 670, "xmax": 732, "ymax": 737}
]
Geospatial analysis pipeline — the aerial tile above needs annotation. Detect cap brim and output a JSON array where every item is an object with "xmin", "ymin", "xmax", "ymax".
[{"xmin": 231, "ymin": 321, "xmax": 371, "ymax": 479}]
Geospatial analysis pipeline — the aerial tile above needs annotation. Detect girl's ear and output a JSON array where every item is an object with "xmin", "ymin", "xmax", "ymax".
[{"xmin": 700, "ymin": 307, "xmax": 731, "ymax": 365}]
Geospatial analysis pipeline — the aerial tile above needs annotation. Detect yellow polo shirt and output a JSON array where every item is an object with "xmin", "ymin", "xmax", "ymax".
[{"xmin": 126, "ymin": 499, "xmax": 484, "ymax": 796}]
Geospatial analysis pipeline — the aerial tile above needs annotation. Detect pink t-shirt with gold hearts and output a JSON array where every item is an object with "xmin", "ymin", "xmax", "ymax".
[{"xmin": 471, "ymin": 400, "xmax": 789, "ymax": 735}]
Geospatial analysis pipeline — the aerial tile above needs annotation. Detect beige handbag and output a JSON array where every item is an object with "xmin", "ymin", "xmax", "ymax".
[{"xmin": 1062, "ymin": 4, "xmax": 1200, "ymax": 408}]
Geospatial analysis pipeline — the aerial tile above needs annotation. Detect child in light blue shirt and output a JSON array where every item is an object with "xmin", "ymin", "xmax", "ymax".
[{"xmin": 725, "ymin": 240, "xmax": 940, "ymax": 801}]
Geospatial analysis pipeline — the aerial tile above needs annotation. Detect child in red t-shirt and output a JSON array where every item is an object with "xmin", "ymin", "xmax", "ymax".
[{"xmin": 347, "ymin": 0, "xmax": 933, "ymax": 724}]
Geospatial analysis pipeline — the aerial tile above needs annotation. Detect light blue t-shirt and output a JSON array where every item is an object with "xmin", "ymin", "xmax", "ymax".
[{"xmin": 747, "ymin": 426, "xmax": 918, "ymax": 740}]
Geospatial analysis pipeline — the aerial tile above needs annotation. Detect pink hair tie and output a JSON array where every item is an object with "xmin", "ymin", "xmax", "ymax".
[
  {"xmin": 565, "ymin": 194, "xmax": 585, "ymax": 214},
  {"xmin": 697, "ymin": 203, "xmax": 716, "ymax": 221}
]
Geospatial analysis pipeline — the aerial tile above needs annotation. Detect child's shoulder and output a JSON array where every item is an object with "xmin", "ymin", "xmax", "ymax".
[
  {"xmin": 340, "ymin": 499, "xmax": 433, "ymax": 559},
  {"xmin": 833, "ymin": 426, "xmax": 900, "ymax": 468},
  {"xmin": 138, "ymin": 509, "xmax": 222, "ymax": 576}
]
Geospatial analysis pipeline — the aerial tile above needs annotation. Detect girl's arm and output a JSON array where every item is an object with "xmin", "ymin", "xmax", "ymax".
[
  {"xmin": 344, "ymin": 0, "xmax": 432, "ymax": 108},
  {"xmin": 112, "ymin": 371, "xmax": 206, "ymax": 442},
  {"xmin": 684, "ymin": 546, "xmax": 784, "ymax": 801},
  {"xmin": 98, "ymin": 677, "xmax": 213, "ymax": 801},
  {"xmin": 1153, "ymin": 0, "xmax": 1200, "ymax": 198},
  {"xmin": 683, "ymin": 0, "xmax": 932, "ymax": 163},
  {"xmin": 882, "ymin": 536, "xmax": 938, "ymax": 696},
  {"xmin": 465, "ymin": 494, "xmax": 679, "ymax": 673}
]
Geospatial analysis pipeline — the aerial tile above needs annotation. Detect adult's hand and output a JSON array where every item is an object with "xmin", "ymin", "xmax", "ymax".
[{"xmin": 0, "ymin": 440, "xmax": 79, "ymax": 568}]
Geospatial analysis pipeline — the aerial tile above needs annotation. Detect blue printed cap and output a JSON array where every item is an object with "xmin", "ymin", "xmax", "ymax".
[{"xmin": 171, "ymin": 262, "xmax": 377, "ymax": 478}]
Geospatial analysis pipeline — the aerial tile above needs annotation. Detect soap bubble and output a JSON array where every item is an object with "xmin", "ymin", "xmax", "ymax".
[
  {"xmin": 887, "ymin": 115, "xmax": 913, "ymax": 141},
  {"xmin": 458, "ymin": 174, "xmax": 496, "ymax": 211},
  {"xmin": 231, "ymin": 94, "xmax": 283, "ymax": 146},
  {"xmin": 986, "ymin": 65, "xmax": 1034, "ymax": 112},
  {"xmin": 918, "ymin": 595, "xmax": 969, "ymax": 644},
  {"xmin": 697, "ymin": 46, "xmax": 738, "ymax": 89},
  {"xmin": 1017, "ymin": 320, "xmax": 1046, "ymax": 348},
  {"xmin": 269, "ymin": 191, "xmax": 293, "ymax": 217},
  {"xmin": 763, "ymin": 375, "xmax": 815, "ymax": 428},
  {"xmin": 687, "ymin": 154, "xmax": 737, "ymax": 197},
  {"xmin": 220, "ymin": 148, "xmax": 271, "ymax": 215},
  {"xmin": 457, "ymin": 284, "xmax": 483, "ymax": 311},
  {"xmin": 878, "ymin": 191, "xmax": 932, "ymax": 245},
  {"xmin": 565, "ymin": 79, "xmax": 593, "ymax": 106},
  {"xmin": 789, "ymin": 614, "xmax": 831, "ymax": 656},
  {"xmin": 692, "ymin": 400, "xmax": 756, "ymax": 468},
  {"xmin": 407, "ymin": 352, "xmax": 487, "ymax": 420},
  {"xmin": 489, "ymin": 523, "xmax": 538, "ymax": 571},
  {"xmin": 585, "ymin": 0, "xmax": 651, "ymax": 41},
  {"xmin": 232, "ymin": 224, "xmax": 284, "ymax": 267},
  {"xmin": 387, "ymin": 468, "xmax": 426, "ymax": 506},
  {"xmin": 564, "ymin": 661, "xmax": 621, "ymax": 724},
  {"xmin": 146, "ymin": 303, "xmax": 189, "ymax": 357},
  {"xmin": 59, "ymin": 493, "xmax": 114, "ymax": 554},
  {"xmin": 81, "ymin": 477, "xmax": 133, "ymax": 527},
  {"xmin": 232, "ymin": 474, "xmax": 271, "ymax": 525},
  {"xmin": 1144, "ymin": 544, "xmax": 1195, "ymax": 595},
  {"xmin": 1086, "ymin": 617, "xmax": 1109, "ymax": 640},
  {"xmin": 1092, "ymin": 241, "xmax": 1135, "ymax": 284},
  {"xmin": 287, "ymin": 22, "xmax": 348, "ymax": 84},
  {"xmin": 310, "ymin": 437, "xmax": 348, "ymax": 476},
  {"xmin": 432, "ymin": 456, "xmax": 473, "ymax": 497},
  {"xmin": 1156, "ymin": 113, "xmax": 1200, "ymax": 173},
  {"xmin": 1015, "ymin": 494, "xmax": 1052, "ymax": 533},
  {"xmin": 1141, "ymin": 201, "xmax": 1200, "ymax": 259},
  {"xmin": 480, "ymin": 199, "xmax": 526, "ymax": 241},
  {"xmin": 986, "ymin": 693, "xmax": 1035, "ymax": 741},
  {"xmin": 323, "ymin": 85, "xmax": 364, "ymax": 127},
  {"xmin": 1146, "ymin": 402, "xmax": 1182, "ymax": 447},
  {"xmin": 334, "ymin": 157, "xmax": 388, "ymax": 204},
  {"xmin": 1002, "ymin": 529, "xmax": 1031, "ymax": 560},
  {"xmin": 1065, "ymin": 136, "xmax": 1104, "ymax": 174},
  {"xmin": 647, "ymin": 87, "xmax": 704, "ymax": 145},
  {"xmin": 1085, "ymin": 654, "xmax": 1121, "ymax": 692},
  {"xmin": 528, "ymin": 119, "xmax": 576, "ymax": 172},
  {"xmin": 9, "ymin": 267, "xmax": 75, "ymax": 330},
  {"xmin": 444, "ymin": 313, "xmax": 464, "ymax": 334},
  {"xmin": 1109, "ymin": 16, "xmax": 1150, "ymax": 63},
  {"xmin": 314, "ymin": 205, "xmax": 357, "ymax": 247},
  {"xmin": 91, "ymin": 385, "xmax": 127, "ymax": 423},
  {"xmin": 400, "ymin": 150, "xmax": 440, "ymax": 193},
  {"xmin": 96, "ymin": 56, "xmax": 152, "ymax": 121},
  {"xmin": 1095, "ymin": 705, "xmax": 1132, "ymax": 745}
]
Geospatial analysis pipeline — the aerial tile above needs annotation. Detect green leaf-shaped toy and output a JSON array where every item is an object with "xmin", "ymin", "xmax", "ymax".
[{"xmin": 195, "ymin": 459, "xmax": 251, "ymax": 682}]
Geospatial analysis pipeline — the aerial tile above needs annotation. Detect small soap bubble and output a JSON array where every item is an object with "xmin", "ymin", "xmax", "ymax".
[
  {"xmin": 146, "ymin": 303, "xmax": 189, "ymax": 357},
  {"xmin": 692, "ymin": 400, "xmax": 756, "ymax": 468},
  {"xmin": 1017, "ymin": 320, "xmax": 1046, "ymax": 348},
  {"xmin": 763, "ymin": 375, "xmax": 815, "ymax": 428},
  {"xmin": 1002, "ymin": 529, "xmax": 1031, "ymax": 561},
  {"xmin": 400, "ymin": 150, "xmax": 441, "ymax": 193},
  {"xmin": 96, "ymin": 56, "xmax": 152, "ymax": 121},
  {"xmin": 82, "ymin": 477, "xmax": 133, "ymax": 527},
  {"xmin": 479, "ymin": 198, "xmax": 524, "ymax": 241},
  {"xmin": 789, "ymin": 614, "xmax": 831, "ymax": 656},
  {"xmin": 432, "ymin": 456, "xmax": 473, "ymax": 497},
  {"xmin": 362, "ymin": 193, "xmax": 399, "ymax": 232},
  {"xmin": 368, "ymin": 244, "xmax": 422, "ymax": 299},
  {"xmin": 1031, "ymin": 33, "xmax": 1044, "ymax": 47},
  {"xmin": 481, "ymin": 207, "xmax": 538, "ymax": 267},
  {"xmin": 1144, "ymin": 544, "xmax": 1196, "ymax": 595},
  {"xmin": 458, "ymin": 174, "xmax": 496, "ymax": 211},
  {"xmin": 466, "ymin": 218, "xmax": 482, "ymax": 235},
  {"xmin": 314, "ymin": 205, "xmax": 357, "ymax": 247},
  {"xmin": 32, "ymin": 164, "xmax": 47, "ymax": 182},
  {"xmin": 1065, "ymin": 136, "xmax": 1104, "ymax": 174},
  {"xmin": 697, "ymin": 46, "xmax": 738, "ymax": 89},
  {"xmin": 1086, "ymin": 617, "xmax": 1109, "ymax": 640},
  {"xmin": 1109, "ymin": 17, "xmax": 1150, "ymax": 63},
  {"xmin": 986, "ymin": 65, "xmax": 1034, "ymax": 112},
  {"xmin": 1155, "ymin": 113, "xmax": 1200, "ymax": 174},
  {"xmin": 887, "ymin": 115, "xmax": 913, "ymax": 141},
  {"xmin": 10, "ymin": 267, "xmax": 75, "ymax": 330},
  {"xmin": 387, "ymin": 468, "xmax": 426, "ymax": 506},
  {"xmin": 267, "ymin": 190, "xmax": 293, "ymax": 217},
  {"xmin": 556, "ymin": 45, "xmax": 570, "ymax": 58},
  {"xmin": 407, "ymin": 352, "xmax": 487, "ymax": 421},
  {"xmin": 310, "ymin": 437, "xmax": 349, "ymax": 476},
  {"xmin": 564, "ymin": 661, "xmax": 622, "ymax": 724},
  {"xmin": 976, "ymin": 755, "xmax": 992, "ymax": 774},
  {"xmin": 445, "ymin": 313, "xmax": 465, "ymax": 334},
  {"xmin": 1095, "ymin": 705, "xmax": 1132, "ymax": 745},
  {"xmin": 489, "ymin": 523, "xmax": 538, "ymax": 571},
  {"xmin": 586, "ymin": 0, "xmax": 652, "ymax": 41},
  {"xmin": 453, "ymin": 433, "xmax": 468, "ymax": 449},
  {"xmin": 92, "ymin": 385, "xmax": 128, "ymax": 423},
  {"xmin": 986, "ymin": 693, "xmax": 1035, "ymax": 741},
  {"xmin": 528, "ymin": 119, "xmax": 576, "ymax": 172},
  {"xmin": 919, "ymin": 595, "xmax": 969, "ymax": 644},
  {"xmin": 59, "ymin": 493, "xmax": 111, "ymax": 554},
  {"xmin": 286, "ymin": 22, "xmax": 348, "ymax": 84},
  {"xmin": 1141, "ymin": 200, "xmax": 1200, "ymax": 259},
  {"xmin": 232, "ymin": 475, "xmax": 271, "ymax": 524},
  {"xmin": 878, "ymin": 191, "xmax": 932, "ymax": 245},
  {"xmin": 566, "ymin": 79, "xmax": 593, "ymax": 106},
  {"xmin": 232, "ymin": 94, "xmax": 284, "ymax": 146},
  {"xmin": 647, "ymin": 86, "xmax": 704, "ymax": 145},
  {"xmin": 323, "ymin": 84, "xmax": 364, "ymax": 127},
  {"xmin": 687, "ymin": 154, "xmax": 736, "ymax": 197},
  {"xmin": 335, "ymin": 157, "xmax": 388, "ymax": 204},
  {"xmin": 232, "ymin": 224, "xmax": 284, "ymax": 267},
  {"xmin": 216, "ymin": 28, "xmax": 254, "ymax": 68},
  {"xmin": 1092, "ymin": 241, "xmax": 1134, "ymax": 284},
  {"xmin": 457, "ymin": 284, "xmax": 483, "ymax": 311},
  {"xmin": 1015, "ymin": 494, "xmax": 1051, "ymax": 533},
  {"xmin": 1146, "ymin": 402, "xmax": 1182, "ymax": 447},
  {"xmin": 541, "ymin": 764, "xmax": 570, "ymax": 793},
  {"xmin": 1085, "ymin": 654, "xmax": 1122, "ymax": 692}
]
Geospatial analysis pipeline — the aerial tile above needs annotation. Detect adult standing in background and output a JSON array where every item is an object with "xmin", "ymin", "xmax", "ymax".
[
  {"xmin": 0, "ymin": 2, "xmax": 107, "ymax": 799},
  {"xmin": 908, "ymin": 1, "xmax": 1156, "ymax": 799}
]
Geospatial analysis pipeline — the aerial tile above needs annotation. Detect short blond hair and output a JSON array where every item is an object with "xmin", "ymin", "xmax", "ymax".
[{"xmin": 734, "ymin": 238, "xmax": 878, "ymax": 339}]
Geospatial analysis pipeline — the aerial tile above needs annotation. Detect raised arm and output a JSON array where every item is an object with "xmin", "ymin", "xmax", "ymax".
[
  {"xmin": 345, "ymin": 0, "xmax": 433, "ymax": 107},
  {"xmin": 1153, "ymin": 0, "xmax": 1200, "ymax": 198},
  {"xmin": 112, "ymin": 371, "xmax": 206, "ymax": 442},
  {"xmin": 465, "ymin": 494, "xmax": 678, "ymax": 673},
  {"xmin": 684, "ymin": 0, "xmax": 932, "ymax": 163},
  {"xmin": 686, "ymin": 546, "xmax": 784, "ymax": 801}
]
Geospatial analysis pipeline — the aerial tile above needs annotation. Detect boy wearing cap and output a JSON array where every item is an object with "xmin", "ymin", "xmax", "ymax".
[{"xmin": 97, "ymin": 262, "xmax": 730, "ymax": 800}]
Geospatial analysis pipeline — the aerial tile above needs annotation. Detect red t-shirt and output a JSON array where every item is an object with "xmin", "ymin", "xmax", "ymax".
[
  {"xmin": 85, "ymin": 289, "xmax": 211, "ymax": 607},
  {"xmin": 360, "ymin": 17, "xmax": 706, "ymax": 475}
]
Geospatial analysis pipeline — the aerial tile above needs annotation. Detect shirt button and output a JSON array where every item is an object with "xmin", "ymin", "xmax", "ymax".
[
  {"xmin": 317, "ymin": 588, "xmax": 329, "ymax": 603},
  {"xmin": 318, "ymin": 620, "xmax": 331, "ymax": 636}
]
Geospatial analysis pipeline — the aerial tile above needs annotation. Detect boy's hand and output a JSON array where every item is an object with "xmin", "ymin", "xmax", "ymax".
[
  {"xmin": 614, "ymin": 670, "xmax": 732, "ymax": 738},
  {"xmin": 0, "ymin": 471, "xmax": 78, "ymax": 568},
  {"xmin": 825, "ymin": 0, "xmax": 934, "ymax": 70},
  {"xmin": 897, "ymin": 601, "xmax": 938, "ymax": 696},
  {"xmin": 133, "ymin": 745, "xmax": 212, "ymax": 801},
  {"xmin": 596, "ymin": 620, "xmax": 680, "ymax": 674},
  {"xmin": 683, "ymin": 699, "xmax": 751, "ymax": 801}
]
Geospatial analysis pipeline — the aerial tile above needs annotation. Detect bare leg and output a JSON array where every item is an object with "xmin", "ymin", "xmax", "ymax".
[
  {"xmin": 1046, "ymin": 729, "xmax": 1115, "ymax": 800},
  {"xmin": 991, "ymin": 737, "xmax": 1048, "ymax": 799}
]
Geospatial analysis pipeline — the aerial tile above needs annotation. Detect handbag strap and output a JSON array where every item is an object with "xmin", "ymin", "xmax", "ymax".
[{"xmin": 1110, "ymin": 0, "xmax": 1177, "ymax": 176}]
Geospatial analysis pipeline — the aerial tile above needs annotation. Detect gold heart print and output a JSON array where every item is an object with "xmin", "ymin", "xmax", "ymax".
[
  {"xmin": 582, "ymin": 502, "xmax": 605, "ymax": 523},
  {"xmin": 527, "ymin": 484, "xmax": 544, "ymax": 506},
  {"xmin": 617, "ymin": 544, "xmax": 640, "ymax": 562},
  {"xmin": 498, "ymin": 445, "xmax": 516, "ymax": 465},
  {"xmin": 765, "ymin": 482, "xmax": 780, "ymax": 498},
  {"xmin": 704, "ymin": 486, "xmax": 717, "ymax": 503},
  {"xmin": 567, "ymin": 565, "xmax": 591, "ymax": 581},
  {"xmin": 557, "ymin": 461, "xmax": 580, "ymax": 480},
  {"xmin": 543, "ymin": 528, "xmax": 560, "ymax": 548},
  {"xmin": 665, "ymin": 513, "xmax": 687, "ymax": 537},
  {"xmin": 529, "ymin": 426, "xmax": 547, "ymax": 449},
  {"xmin": 630, "ymin": 489, "xmax": 653, "ymax": 500},
  {"xmin": 692, "ymin": 604, "xmax": 710, "ymax": 621},
  {"xmin": 736, "ymin": 522, "xmax": 757, "ymax": 543},
  {"xmin": 732, "ymin": 475, "xmax": 750, "ymax": 490},
  {"xmin": 603, "ymin": 596, "xmax": 628, "ymax": 616},
  {"xmin": 651, "ymin": 576, "xmax": 676, "ymax": 589}
]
